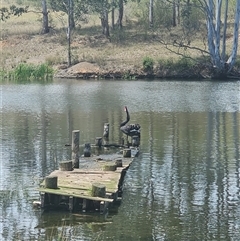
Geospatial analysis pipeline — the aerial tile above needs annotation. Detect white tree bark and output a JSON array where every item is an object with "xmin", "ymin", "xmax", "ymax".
[
  {"xmin": 149, "ymin": 0, "xmax": 154, "ymax": 28},
  {"xmin": 227, "ymin": 0, "xmax": 240, "ymax": 71},
  {"xmin": 203, "ymin": 0, "xmax": 240, "ymax": 75},
  {"xmin": 221, "ymin": 0, "xmax": 228, "ymax": 60}
]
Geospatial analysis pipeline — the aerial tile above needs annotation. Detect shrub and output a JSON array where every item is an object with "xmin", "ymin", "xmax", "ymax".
[
  {"xmin": 174, "ymin": 57, "xmax": 194, "ymax": 69},
  {"xmin": 143, "ymin": 56, "xmax": 154, "ymax": 72},
  {"xmin": 234, "ymin": 57, "xmax": 240, "ymax": 68},
  {"xmin": 12, "ymin": 63, "xmax": 54, "ymax": 81},
  {"xmin": 157, "ymin": 57, "xmax": 194, "ymax": 70}
]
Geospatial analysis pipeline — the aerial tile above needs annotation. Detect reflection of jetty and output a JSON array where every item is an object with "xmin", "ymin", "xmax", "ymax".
[{"xmin": 39, "ymin": 125, "xmax": 140, "ymax": 214}]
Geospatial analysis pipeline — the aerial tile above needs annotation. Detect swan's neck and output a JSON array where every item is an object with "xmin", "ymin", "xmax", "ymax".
[{"xmin": 120, "ymin": 109, "xmax": 130, "ymax": 127}]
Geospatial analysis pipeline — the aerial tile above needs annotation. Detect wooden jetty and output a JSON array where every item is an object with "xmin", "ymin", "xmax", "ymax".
[{"xmin": 39, "ymin": 128, "xmax": 140, "ymax": 214}]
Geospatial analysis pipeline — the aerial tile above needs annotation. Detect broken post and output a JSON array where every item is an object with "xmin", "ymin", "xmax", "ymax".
[
  {"xmin": 123, "ymin": 149, "xmax": 131, "ymax": 158},
  {"xmin": 115, "ymin": 158, "xmax": 122, "ymax": 167},
  {"xmin": 84, "ymin": 143, "xmax": 91, "ymax": 157},
  {"xmin": 72, "ymin": 130, "xmax": 80, "ymax": 168},
  {"xmin": 95, "ymin": 137, "xmax": 102, "ymax": 147},
  {"xmin": 45, "ymin": 176, "xmax": 58, "ymax": 189},
  {"xmin": 103, "ymin": 123, "xmax": 109, "ymax": 139},
  {"xmin": 59, "ymin": 160, "xmax": 73, "ymax": 171},
  {"xmin": 91, "ymin": 183, "xmax": 106, "ymax": 197}
]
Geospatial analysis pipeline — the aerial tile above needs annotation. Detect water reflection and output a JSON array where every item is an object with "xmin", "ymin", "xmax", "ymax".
[{"xmin": 1, "ymin": 80, "xmax": 240, "ymax": 240}]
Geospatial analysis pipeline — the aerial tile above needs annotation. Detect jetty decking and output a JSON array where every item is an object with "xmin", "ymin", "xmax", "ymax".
[{"xmin": 39, "ymin": 148, "xmax": 139, "ymax": 214}]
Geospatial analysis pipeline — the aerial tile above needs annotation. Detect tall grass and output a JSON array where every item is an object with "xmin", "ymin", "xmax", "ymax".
[{"xmin": 0, "ymin": 63, "xmax": 54, "ymax": 82}]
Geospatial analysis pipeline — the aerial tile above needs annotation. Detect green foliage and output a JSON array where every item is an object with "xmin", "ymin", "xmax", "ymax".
[
  {"xmin": 49, "ymin": 0, "xmax": 90, "ymax": 25},
  {"xmin": 122, "ymin": 70, "xmax": 136, "ymax": 80},
  {"xmin": 143, "ymin": 56, "xmax": 154, "ymax": 72},
  {"xmin": 181, "ymin": 1, "xmax": 203, "ymax": 32},
  {"xmin": 0, "ymin": 5, "xmax": 28, "ymax": 21},
  {"xmin": 10, "ymin": 63, "xmax": 54, "ymax": 82},
  {"xmin": 234, "ymin": 57, "xmax": 240, "ymax": 68},
  {"xmin": 175, "ymin": 57, "xmax": 195, "ymax": 69},
  {"xmin": 153, "ymin": 1, "xmax": 173, "ymax": 28},
  {"xmin": 157, "ymin": 57, "xmax": 194, "ymax": 70}
]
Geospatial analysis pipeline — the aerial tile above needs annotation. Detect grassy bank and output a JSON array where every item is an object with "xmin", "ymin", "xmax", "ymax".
[
  {"xmin": 0, "ymin": 63, "xmax": 54, "ymax": 82},
  {"xmin": 1, "ymin": 1, "xmax": 239, "ymax": 80}
]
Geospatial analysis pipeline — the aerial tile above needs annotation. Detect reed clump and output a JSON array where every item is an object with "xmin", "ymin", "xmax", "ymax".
[{"xmin": 0, "ymin": 63, "xmax": 54, "ymax": 82}]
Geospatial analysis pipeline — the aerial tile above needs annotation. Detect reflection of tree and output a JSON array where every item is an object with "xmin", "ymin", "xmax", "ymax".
[{"xmin": 110, "ymin": 111, "xmax": 240, "ymax": 240}]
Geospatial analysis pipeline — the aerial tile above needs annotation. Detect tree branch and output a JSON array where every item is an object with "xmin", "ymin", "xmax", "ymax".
[{"xmin": 159, "ymin": 38, "xmax": 210, "ymax": 60}]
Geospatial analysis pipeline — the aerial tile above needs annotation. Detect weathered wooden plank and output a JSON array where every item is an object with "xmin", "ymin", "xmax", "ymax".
[
  {"xmin": 39, "ymin": 148, "xmax": 139, "ymax": 211},
  {"xmin": 39, "ymin": 186, "xmax": 114, "ymax": 202}
]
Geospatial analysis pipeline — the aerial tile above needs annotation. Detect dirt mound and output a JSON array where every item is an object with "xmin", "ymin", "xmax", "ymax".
[{"xmin": 56, "ymin": 62, "xmax": 101, "ymax": 79}]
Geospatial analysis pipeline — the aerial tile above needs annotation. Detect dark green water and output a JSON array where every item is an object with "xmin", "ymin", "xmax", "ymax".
[{"xmin": 1, "ymin": 79, "xmax": 239, "ymax": 240}]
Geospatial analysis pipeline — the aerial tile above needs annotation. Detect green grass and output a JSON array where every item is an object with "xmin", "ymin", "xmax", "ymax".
[{"xmin": 0, "ymin": 63, "xmax": 54, "ymax": 82}]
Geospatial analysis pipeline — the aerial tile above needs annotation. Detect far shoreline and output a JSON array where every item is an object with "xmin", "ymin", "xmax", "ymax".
[{"xmin": 53, "ymin": 61, "xmax": 239, "ymax": 81}]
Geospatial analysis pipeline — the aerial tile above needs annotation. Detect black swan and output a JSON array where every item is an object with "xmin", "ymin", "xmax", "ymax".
[{"xmin": 120, "ymin": 106, "xmax": 140, "ymax": 141}]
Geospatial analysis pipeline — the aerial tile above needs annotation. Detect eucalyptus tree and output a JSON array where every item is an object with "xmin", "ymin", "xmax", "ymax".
[
  {"xmin": 117, "ymin": 0, "xmax": 125, "ymax": 28},
  {"xmin": 86, "ymin": 0, "xmax": 120, "ymax": 37},
  {"xmin": 42, "ymin": 0, "xmax": 49, "ymax": 33},
  {"xmin": 160, "ymin": 0, "xmax": 240, "ymax": 78},
  {"xmin": 149, "ymin": 0, "xmax": 154, "ymax": 27},
  {"xmin": 201, "ymin": 0, "xmax": 240, "ymax": 77},
  {"xmin": 49, "ymin": 0, "xmax": 89, "ymax": 29}
]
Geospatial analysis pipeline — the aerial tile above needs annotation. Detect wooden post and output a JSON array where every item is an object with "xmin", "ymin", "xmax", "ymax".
[
  {"xmin": 95, "ymin": 137, "xmax": 102, "ymax": 147},
  {"xmin": 121, "ymin": 137, "xmax": 125, "ymax": 146},
  {"xmin": 82, "ymin": 198, "xmax": 87, "ymax": 212},
  {"xmin": 123, "ymin": 149, "xmax": 131, "ymax": 158},
  {"xmin": 45, "ymin": 176, "xmax": 58, "ymax": 189},
  {"xmin": 40, "ymin": 192, "xmax": 45, "ymax": 209},
  {"xmin": 83, "ymin": 143, "xmax": 91, "ymax": 157},
  {"xmin": 69, "ymin": 196, "xmax": 73, "ymax": 212},
  {"xmin": 132, "ymin": 135, "xmax": 140, "ymax": 147},
  {"xmin": 100, "ymin": 201, "xmax": 109, "ymax": 214},
  {"xmin": 72, "ymin": 130, "xmax": 80, "ymax": 168},
  {"xmin": 59, "ymin": 160, "xmax": 73, "ymax": 171},
  {"xmin": 115, "ymin": 158, "xmax": 122, "ymax": 167},
  {"xmin": 92, "ymin": 183, "xmax": 106, "ymax": 197},
  {"xmin": 103, "ymin": 123, "xmax": 109, "ymax": 138}
]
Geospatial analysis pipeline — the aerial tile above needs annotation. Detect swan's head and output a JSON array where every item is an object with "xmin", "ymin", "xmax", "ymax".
[{"xmin": 124, "ymin": 106, "xmax": 128, "ymax": 112}]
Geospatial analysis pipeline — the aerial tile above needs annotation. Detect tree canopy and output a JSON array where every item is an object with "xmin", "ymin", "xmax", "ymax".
[{"xmin": 0, "ymin": 5, "xmax": 28, "ymax": 21}]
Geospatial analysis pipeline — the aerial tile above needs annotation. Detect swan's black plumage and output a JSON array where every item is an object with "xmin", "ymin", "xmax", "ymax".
[{"xmin": 120, "ymin": 106, "xmax": 140, "ymax": 138}]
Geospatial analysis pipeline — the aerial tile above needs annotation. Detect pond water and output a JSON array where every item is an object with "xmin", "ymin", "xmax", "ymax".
[{"xmin": 1, "ymin": 79, "xmax": 240, "ymax": 241}]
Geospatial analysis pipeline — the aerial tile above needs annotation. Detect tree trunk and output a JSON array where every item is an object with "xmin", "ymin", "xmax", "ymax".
[
  {"xmin": 226, "ymin": 0, "xmax": 240, "ymax": 71},
  {"xmin": 177, "ymin": 0, "xmax": 180, "ymax": 25},
  {"xmin": 41, "ymin": 0, "xmax": 49, "ymax": 34},
  {"xmin": 117, "ymin": 0, "xmax": 124, "ymax": 29},
  {"xmin": 206, "ymin": 0, "xmax": 225, "ymax": 76},
  {"xmin": 67, "ymin": 0, "xmax": 72, "ymax": 66},
  {"xmin": 101, "ymin": 7, "xmax": 110, "ymax": 37},
  {"xmin": 111, "ymin": 0, "xmax": 115, "ymax": 29},
  {"xmin": 221, "ymin": 0, "xmax": 228, "ymax": 61},
  {"xmin": 149, "ymin": 0, "xmax": 154, "ymax": 28},
  {"xmin": 204, "ymin": 0, "xmax": 240, "ymax": 77},
  {"xmin": 172, "ymin": 0, "xmax": 177, "ymax": 27},
  {"xmin": 112, "ymin": 7, "xmax": 115, "ymax": 29},
  {"xmin": 70, "ymin": 0, "xmax": 75, "ymax": 29}
]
